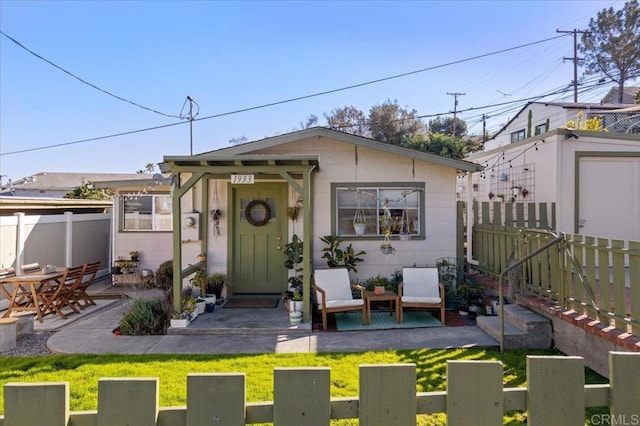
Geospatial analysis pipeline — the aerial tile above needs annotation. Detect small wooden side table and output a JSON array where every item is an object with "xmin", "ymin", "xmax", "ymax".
[{"xmin": 364, "ymin": 290, "xmax": 400, "ymax": 324}]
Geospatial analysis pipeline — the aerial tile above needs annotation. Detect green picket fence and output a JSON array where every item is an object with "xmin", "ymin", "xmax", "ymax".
[{"xmin": 2, "ymin": 352, "xmax": 638, "ymax": 425}]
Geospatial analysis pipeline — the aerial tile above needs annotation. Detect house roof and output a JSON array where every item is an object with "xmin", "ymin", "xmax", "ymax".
[
  {"xmin": 487, "ymin": 101, "xmax": 633, "ymax": 141},
  {"xmin": 161, "ymin": 127, "xmax": 483, "ymax": 173},
  {"xmin": 0, "ymin": 196, "xmax": 112, "ymax": 215},
  {"xmin": 2, "ymin": 172, "xmax": 151, "ymax": 192},
  {"xmin": 602, "ymin": 86, "xmax": 640, "ymax": 103}
]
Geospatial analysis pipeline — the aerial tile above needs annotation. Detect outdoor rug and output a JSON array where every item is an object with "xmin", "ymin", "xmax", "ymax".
[
  {"xmin": 224, "ymin": 298, "xmax": 280, "ymax": 309},
  {"xmin": 335, "ymin": 310, "xmax": 442, "ymax": 331}
]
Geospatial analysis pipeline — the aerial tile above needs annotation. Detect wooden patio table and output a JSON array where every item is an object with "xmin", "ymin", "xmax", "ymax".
[
  {"xmin": 0, "ymin": 269, "xmax": 64, "ymax": 323},
  {"xmin": 364, "ymin": 290, "xmax": 400, "ymax": 324}
]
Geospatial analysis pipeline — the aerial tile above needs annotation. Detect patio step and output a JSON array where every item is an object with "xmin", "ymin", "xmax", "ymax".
[
  {"xmin": 476, "ymin": 304, "xmax": 552, "ymax": 350},
  {"xmin": 167, "ymin": 324, "xmax": 311, "ymax": 336}
]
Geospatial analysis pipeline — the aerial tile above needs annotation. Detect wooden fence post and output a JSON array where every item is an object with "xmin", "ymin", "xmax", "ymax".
[
  {"xmin": 446, "ymin": 361, "xmax": 503, "ymax": 426},
  {"xmin": 527, "ymin": 356, "xmax": 584, "ymax": 425},
  {"xmin": 4, "ymin": 382, "xmax": 68, "ymax": 426},
  {"xmin": 273, "ymin": 368, "xmax": 330, "ymax": 426},
  {"xmin": 359, "ymin": 364, "xmax": 416, "ymax": 426},
  {"xmin": 609, "ymin": 352, "xmax": 640, "ymax": 419},
  {"xmin": 97, "ymin": 378, "xmax": 158, "ymax": 426},
  {"xmin": 187, "ymin": 373, "xmax": 245, "ymax": 426}
]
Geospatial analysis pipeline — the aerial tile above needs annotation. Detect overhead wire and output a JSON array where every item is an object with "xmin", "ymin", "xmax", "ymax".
[{"xmin": 0, "ymin": 30, "xmax": 184, "ymax": 119}]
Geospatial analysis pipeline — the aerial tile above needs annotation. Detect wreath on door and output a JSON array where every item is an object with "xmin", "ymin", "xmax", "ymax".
[{"xmin": 245, "ymin": 199, "xmax": 271, "ymax": 226}]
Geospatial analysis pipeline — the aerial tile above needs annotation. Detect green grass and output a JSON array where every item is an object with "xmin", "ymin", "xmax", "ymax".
[{"xmin": 0, "ymin": 348, "xmax": 608, "ymax": 424}]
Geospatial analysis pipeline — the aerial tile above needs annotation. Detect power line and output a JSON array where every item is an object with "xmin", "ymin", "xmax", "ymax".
[
  {"xmin": 0, "ymin": 34, "xmax": 573, "ymax": 156},
  {"xmin": 0, "ymin": 30, "xmax": 183, "ymax": 119}
]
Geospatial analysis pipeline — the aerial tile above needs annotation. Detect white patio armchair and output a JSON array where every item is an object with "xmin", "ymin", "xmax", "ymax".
[
  {"xmin": 312, "ymin": 268, "xmax": 365, "ymax": 330},
  {"xmin": 398, "ymin": 267, "xmax": 445, "ymax": 324}
]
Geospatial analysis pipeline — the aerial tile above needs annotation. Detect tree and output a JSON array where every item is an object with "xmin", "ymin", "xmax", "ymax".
[
  {"xmin": 404, "ymin": 133, "xmax": 466, "ymax": 159},
  {"xmin": 297, "ymin": 114, "xmax": 318, "ymax": 130},
  {"xmin": 368, "ymin": 99, "xmax": 426, "ymax": 145},
  {"xmin": 580, "ymin": 0, "xmax": 640, "ymax": 103},
  {"xmin": 228, "ymin": 136, "xmax": 248, "ymax": 145},
  {"xmin": 64, "ymin": 181, "xmax": 112, "ymax": 200},
  {"xmin": 324, "ymin": 105, "xmax": 368, "ymax": 136},
  {"xmin": 136, "ymin": 163, "xmax": 156, "ymax": 174},
  {"xmin": 428, "ymin": 116, "xmax": 467, "ymax": 138}
]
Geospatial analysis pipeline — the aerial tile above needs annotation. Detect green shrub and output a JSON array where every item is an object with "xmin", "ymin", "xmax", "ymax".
[
  {"xmin": 155, "ymin": 260, "xmax": 173, "ymax": 290},
  {"xmin": 119, "ymin": 298, "xmax": 169, "ymax": 335}
]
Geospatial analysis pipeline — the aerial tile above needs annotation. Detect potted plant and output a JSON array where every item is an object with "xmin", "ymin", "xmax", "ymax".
[
  {"xmin": 437, "ymin": 258, "xmax": 459, "ymax": 311},
  {"xmin": 290, "ymin": 290, "xmax": 303, "ymax": 313},
  {"xmin": 189, "ymin": 267, "xmax": 207, "ymax": 298},
  {"xmin": 206, "ymin": 272, "xmax": 230, "ymax": 300},
  {"xmin": 284, "ymin": 234, "xmax": 303, "ymax": 294},
  {"xmin": 195, "ymin": 297, "xmax": 206, "ymax": 314},
  {"xmin": 320, "ymin": 235, "xmax": 367, "ymax": 273},
  {"xmin": 129, "ymin": 250, "xmax": 139, "ymax": 262},
  {"xmin": 456, "ymin": 279, "xmax": 484, "ymax": 317},
  {"xmin": 119, "ymin": 261, "xmax": 133, "ymax": 274},
  {"xmin": 287, "ymin": 205, "xmax": 300, "ymax": 221},
  {"xmin": 182, "ymin": 295, "xmax": 197, "ymax": 321},
  {"xmin": 353, "ymin": 209, "xmax": 367, "ymax": 236},
  {"xmin": 170, "ymin": 312, "xmax": 189, "ymax": 328}
]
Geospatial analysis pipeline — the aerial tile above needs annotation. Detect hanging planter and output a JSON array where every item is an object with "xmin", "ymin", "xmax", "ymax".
[
  {"xmin": 511, "ymin": 185, "xmax": 522, "ymax": 198},
  {"xmin": 380, "ymin": 230, "xmax": 395, "ymax": 255},
  {"xmin": 353, "ymin": 208, "xmax": 367, "ymax": 236}
]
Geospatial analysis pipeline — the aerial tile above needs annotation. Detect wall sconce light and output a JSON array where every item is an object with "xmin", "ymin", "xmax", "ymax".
[{"xmin": 564, "ymin": 131, "xmax": 579, "ymax": 140}]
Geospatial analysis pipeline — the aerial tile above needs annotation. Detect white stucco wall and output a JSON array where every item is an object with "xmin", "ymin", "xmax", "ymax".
[{"xmin": 467, "ymin": 130, "xmax": 640, "ymax": 241}]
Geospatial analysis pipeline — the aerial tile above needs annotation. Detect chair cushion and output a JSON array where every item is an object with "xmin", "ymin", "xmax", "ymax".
[
  {"xmin": 320, "ymin": 299, "xmax": 364, "ymax": 309},
  {"xmin": 402, "ymin": 296, "xmax": 442, "ymax": 304},
  {"xmin": 314, "ymin": 268, "xmax": 354, "ymax": 304},
  {"xmin": 402, "ymin": 267, "xmax": 440, "ymax": 298}
]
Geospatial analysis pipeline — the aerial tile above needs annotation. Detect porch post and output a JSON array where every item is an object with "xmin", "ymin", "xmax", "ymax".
[
  {"xmin": 172, "ymin": 175, "xmax": 183, "ymax": 314},
  {"xmin": 302, "ymin": 168, "xmax": 314, "ymax": 323}
]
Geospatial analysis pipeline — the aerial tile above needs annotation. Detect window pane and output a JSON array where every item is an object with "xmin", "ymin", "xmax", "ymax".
[
  {"xmin": 123, "ymin": 196, "xmax": 153, "ymax": 230},
  {"xmin": 336, "ymin": 188, "xmax": 377, "ymax": 236},
  {"xmin": 123, "ymin": 194, "xmax": 172, "ymax": 231},
  {"xmin": 154, "ymin": 195, "xmax": 172, "ymax": 230}
]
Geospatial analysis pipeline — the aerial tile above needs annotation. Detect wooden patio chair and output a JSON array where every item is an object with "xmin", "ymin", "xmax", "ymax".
[
  {"xmin": 21, "ymin": 263, "xmax": 41, "ymax": 275},
  {"xmin": 38, "ymin": 265, "xmax": 85, "ymax": 319},
  {"xmin": 398, "ymin": 267, "xmax": 445, "ymax": 325},
  {"xmin": 312, "ymin": 268, "xmax": 365, "ymax": 330},
  {"xmin": 71, "ymin": 261, "xmax": 100, "ymax": 309}
]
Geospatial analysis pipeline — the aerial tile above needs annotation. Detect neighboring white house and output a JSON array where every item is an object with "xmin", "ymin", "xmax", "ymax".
[
  {"xmin": 465, "ymin": 128, "xmax": 640, "ymax": 242},
  {"xmin": 1, "ymin": 172, "xmax": 152, "ymax": 198},
  {"xmin": 601, "ymin": 86, "xmax": 640, "ymax": 104},
  {"xmin": 158, "ymin": 127, "xmax": 483, "ymax": 319},
  {"xmin": 483, "ymin": 101, "xmax": 635, "ymax": 151}
]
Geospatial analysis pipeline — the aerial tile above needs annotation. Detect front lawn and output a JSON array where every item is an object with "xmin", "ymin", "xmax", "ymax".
[{"xmin": 0, "ymin": 348, "xmax": 608, "ymax": 424}]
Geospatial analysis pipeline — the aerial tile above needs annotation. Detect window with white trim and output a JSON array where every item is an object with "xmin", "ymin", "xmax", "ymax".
[
  {"xmin": 534, "ymin": 123, "xmax": 546, "ymax": 135},
  {"xmin": 333, "ymin": 183, "xmax": 423, "ymax": 237},
  {"xmin": 122, "ymin": 194, "xmax": 172, "ymax": 231},
  {"xmin": 511, "ymin": 129, "xmax": 526, "ymax": 142}
]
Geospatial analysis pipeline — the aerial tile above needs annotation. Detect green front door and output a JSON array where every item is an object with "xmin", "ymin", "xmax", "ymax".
[{"xmin": 232, "ymin": 183, "xmax": 288, "ymax": 294}]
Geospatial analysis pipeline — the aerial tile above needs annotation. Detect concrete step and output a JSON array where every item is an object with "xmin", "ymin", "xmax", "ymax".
[{"xmin": 476, "ymin": 304, "xmax": 552, "ymax": 350}]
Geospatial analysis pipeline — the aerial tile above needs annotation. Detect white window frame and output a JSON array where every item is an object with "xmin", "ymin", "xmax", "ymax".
[
  {"xmin": 121, "ymin": 193, "xmax": 173, "ymax": 232},
  {"xmin": 511, "ymin": 129, "xmax": 526, "ymax": 142}
]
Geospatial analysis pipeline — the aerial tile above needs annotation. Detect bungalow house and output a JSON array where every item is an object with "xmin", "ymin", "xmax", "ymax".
[{"xmin": 158, "ymin": 127, "xmax": 483, "ymax": 320}]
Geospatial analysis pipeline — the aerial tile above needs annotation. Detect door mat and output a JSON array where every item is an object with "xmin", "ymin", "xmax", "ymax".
[
  {"xmin": 224, "ymin": 298, "xmax": 280, "ymax": 308},
  {"xmin": 335, "ymin": 310, "xmax": 442, "ymax": 331}
]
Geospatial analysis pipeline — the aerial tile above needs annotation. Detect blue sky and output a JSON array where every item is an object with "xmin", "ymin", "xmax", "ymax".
[{"xmin": 0, "ymin": 0, "xmax": 634, "ymax": 183}]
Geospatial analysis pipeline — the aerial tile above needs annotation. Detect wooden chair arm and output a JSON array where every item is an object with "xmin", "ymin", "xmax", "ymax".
[
  {"xmin": 311, "ymin": 284, "xmax": 327, "ymax": 309},
  {"xmin": 350, "ymin": 283, "xmax": 365, "ymax": 298},
  {"xmin": 439, "ymin": 283, "xmax": 445, "ymax": 299},
  {"xmin": 398, "ymin": 283, "xmax": 404, "ymax": 297}
]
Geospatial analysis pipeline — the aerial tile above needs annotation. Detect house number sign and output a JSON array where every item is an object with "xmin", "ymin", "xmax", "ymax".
[{"xmin": 231, "ymin": 174, "xmax": 254, "ymax": 184}]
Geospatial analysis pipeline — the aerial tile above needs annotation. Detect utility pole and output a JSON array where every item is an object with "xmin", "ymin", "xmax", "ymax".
[
  {"xmin": 186, "ymin": 96, "xmax": 195, "ymax": 155},
  {"xmin": 447, "ymin": 92, "xmax": 465, "ymax": 137},
  {"xmin": 557, "ymin": 29, "xmax": 588, "ymax": 103},
  {"xmin": 482, "ymin": 114, "xmax": 487, "ymax": 142}
]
